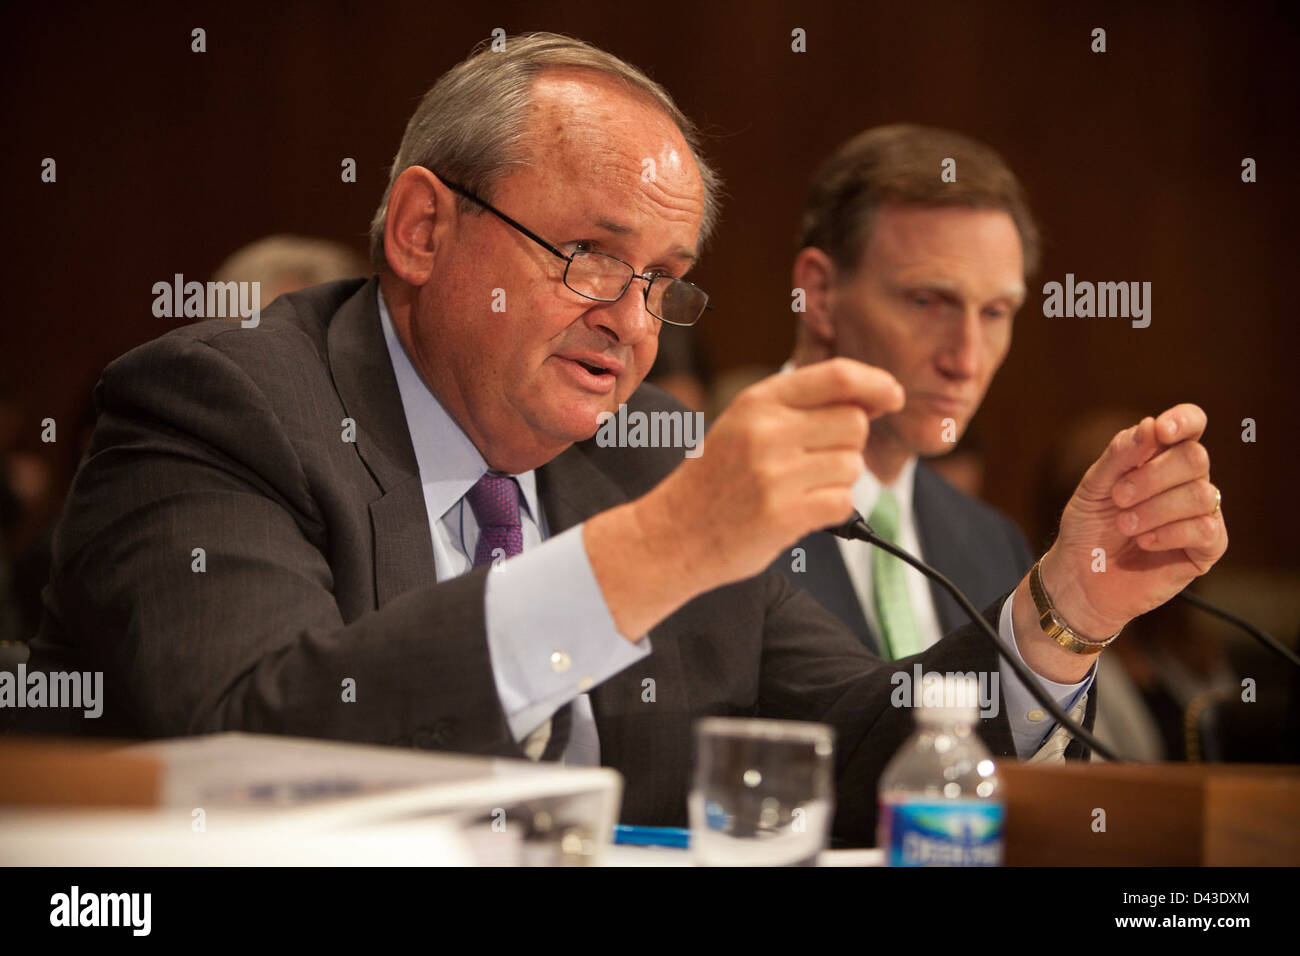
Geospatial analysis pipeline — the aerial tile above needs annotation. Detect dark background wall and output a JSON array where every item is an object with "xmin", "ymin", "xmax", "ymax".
[{"xmin": 2, "ymin": 0, "xmax": 1296, "ymax": 573}]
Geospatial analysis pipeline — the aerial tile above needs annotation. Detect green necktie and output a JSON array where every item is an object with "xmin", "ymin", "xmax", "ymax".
[{"xmin": 868, "ymin": 487, "xmax": 922, "ymax": 659}]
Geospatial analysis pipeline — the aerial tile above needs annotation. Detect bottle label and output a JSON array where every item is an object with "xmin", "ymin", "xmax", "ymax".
[{"xmin": 880, "ymin": 798, "xmax": 1004, "ymax": 866}]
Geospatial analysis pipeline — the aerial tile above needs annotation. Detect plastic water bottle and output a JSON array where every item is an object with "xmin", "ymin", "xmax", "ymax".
[{"xmin": 877, "ymin": 674, "xmax": 1003, "ymax": 866}]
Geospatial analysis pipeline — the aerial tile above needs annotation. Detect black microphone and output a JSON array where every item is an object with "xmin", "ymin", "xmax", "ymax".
[{"xmin": 825, "ymin": 511, "xmax": 1120, "ymax": 762}]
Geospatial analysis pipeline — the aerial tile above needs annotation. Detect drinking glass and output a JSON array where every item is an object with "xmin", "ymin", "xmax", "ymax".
[{"xmin": 688, "ymin": 717, "xmax": 835, "ymax": 866}]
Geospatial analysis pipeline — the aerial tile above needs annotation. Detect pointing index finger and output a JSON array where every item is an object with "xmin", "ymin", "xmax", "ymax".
[{"xmin": 775, "ymin": 357, "xmax": 905, "ymax": 416}]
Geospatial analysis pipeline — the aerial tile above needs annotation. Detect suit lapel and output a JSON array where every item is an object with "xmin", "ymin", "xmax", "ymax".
[
  {"xmin": 325, "ymin": 277, "xmax": 437, "ymax": 604},
  {"xmin": 369, "ymin": 477, "xmax": 437, "ymax": 607},
  {"xmin": 796, "ymin": 531, "xmax": 880, "ymax": 655},
  {"xmin": 914, "ymin": 462, "xmax": 980, "ymax": 635},
  {"xmin": 535, "ymin": 441, "xmax": 628, "ymax": 537}
]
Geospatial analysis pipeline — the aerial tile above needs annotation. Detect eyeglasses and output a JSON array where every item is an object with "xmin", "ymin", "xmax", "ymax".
[{"xmin": 432, "ymin": 171, "xmax": 712, "ymax": 327}]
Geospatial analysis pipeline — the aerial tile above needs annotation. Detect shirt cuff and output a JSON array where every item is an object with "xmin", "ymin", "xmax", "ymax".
[
  {"xmin": 483, "ymin": 523, "xmax": 651, "ymax": 742},
  {"xmin": 998, "ymin": 588, "xmax": 1097, "ymax": 759}
]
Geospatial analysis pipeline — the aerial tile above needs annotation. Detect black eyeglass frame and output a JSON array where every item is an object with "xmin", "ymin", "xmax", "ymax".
[{"xmin": 430, "ymin": 170, "xmax": 712, "ymax": 327}]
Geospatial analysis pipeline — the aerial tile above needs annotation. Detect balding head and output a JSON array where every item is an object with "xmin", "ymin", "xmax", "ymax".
[{"xmin": 370, "ymin": 32, "xmax": 722, "ymax": 269}]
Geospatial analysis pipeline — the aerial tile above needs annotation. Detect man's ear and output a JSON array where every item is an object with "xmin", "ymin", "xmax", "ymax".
[
  {"xmin": 384, "ymin": 167, "xmax": 454, "ymax": 286},
  {"xmin": 792, "ymin": 246, "xmax": 839, "ymax": 357}
]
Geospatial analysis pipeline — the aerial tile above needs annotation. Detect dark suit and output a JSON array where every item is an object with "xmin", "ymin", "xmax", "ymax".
[{"xmin": 17, "ymin": 277, "xmax": 1087, "ymax": 845}]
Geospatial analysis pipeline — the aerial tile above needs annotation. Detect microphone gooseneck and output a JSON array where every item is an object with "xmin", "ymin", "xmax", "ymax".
[
  {"xmin": 1173, "ymin": 589, "xmax": 1300, "ymax": 669},
  {"xmin": 826, "ymin": 510, "xmax": 1121, "ymax": 762}
]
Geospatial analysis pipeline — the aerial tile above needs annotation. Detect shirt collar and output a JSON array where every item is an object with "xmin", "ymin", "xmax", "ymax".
[
  {"xmin": 376, "ymin": 285, "xmax": 541, "ymax": 524},
  {"xmin": 852, "ymin": 454, "xmax": 918, "ymax": 524}
]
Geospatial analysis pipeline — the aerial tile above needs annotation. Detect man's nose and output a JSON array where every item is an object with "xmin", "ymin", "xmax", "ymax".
[
  {"xmin": 588, "ymin": 280, "xmax": 658, "ymax": 346},
  {"xmin": 938, "ymin": 308, "xmax": 981, "ymax": 379}
]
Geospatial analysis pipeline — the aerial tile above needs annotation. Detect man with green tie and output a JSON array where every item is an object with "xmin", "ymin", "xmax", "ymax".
[{"xmin": 778, "ymin": 124, "xmax": 1037, "ymax": 663}]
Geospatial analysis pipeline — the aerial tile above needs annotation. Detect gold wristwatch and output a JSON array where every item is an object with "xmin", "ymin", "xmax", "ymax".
[{"xmin": 1028, "ymin": 560, "xmax": 1120, "ymax": 654}]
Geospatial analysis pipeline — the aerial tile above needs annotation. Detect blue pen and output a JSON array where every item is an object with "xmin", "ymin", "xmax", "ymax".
[{"xmin": 613, "ymin": 824, "xmax": 691, "ymax": 849}]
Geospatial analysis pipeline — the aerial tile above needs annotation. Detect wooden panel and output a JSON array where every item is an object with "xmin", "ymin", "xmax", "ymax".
[
  {"xmin": 1000, "ymin": 761, "xmax": 1300, "ymax": 866},
  {"xmin": 0, "ymin": 738, "xmax": 161, "ymax": 807}
]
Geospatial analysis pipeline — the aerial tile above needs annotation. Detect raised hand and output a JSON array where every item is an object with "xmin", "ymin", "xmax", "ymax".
[{"xmin": 1038, "ymin": 403, "xmax": 1228, "ymax": 644}]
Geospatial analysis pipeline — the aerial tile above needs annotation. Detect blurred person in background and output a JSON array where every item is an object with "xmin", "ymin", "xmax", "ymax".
[
  {"xmin": 776, "ymin": 125, "xmax": 1038, "ymax": 669},
  {"xmin": 212, "ymin": 235, "xmax": 370, "ymax": 304}
]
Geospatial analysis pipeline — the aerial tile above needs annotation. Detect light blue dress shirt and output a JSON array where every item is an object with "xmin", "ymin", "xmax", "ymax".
[
  {"xmin": 378, "ymin": 289, "xmax": 649, "ymax": 765},
  {"xmin": 379, "ymin": 288, "xmax": 1094, "ymax": 764}
]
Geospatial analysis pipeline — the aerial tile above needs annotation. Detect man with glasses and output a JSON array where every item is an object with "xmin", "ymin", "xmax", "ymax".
[{"xmin": 20, "ymin": 34, "xmax": 1227, "ymax": 845}]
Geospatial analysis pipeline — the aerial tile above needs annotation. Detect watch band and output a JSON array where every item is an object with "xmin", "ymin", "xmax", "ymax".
[{"xmin": 1029, "ymin": 560, "xmax": 1120, "ymax": 654}]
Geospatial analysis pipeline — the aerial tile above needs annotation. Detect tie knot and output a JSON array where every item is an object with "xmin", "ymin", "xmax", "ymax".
[
  {"xmin": 868, "ymin": 486, "xmax": 902, "ymax": 539},
  {"xmin": 466, "ymin": 472, "xmax": 522, "ymax": 530}
]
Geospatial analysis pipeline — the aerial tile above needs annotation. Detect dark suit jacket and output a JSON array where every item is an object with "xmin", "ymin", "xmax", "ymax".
[
  {"xmin": 18, "ymin": 277, "xmax": 1087, "ymax": 845},
  {"xmin": 776, "ymin": 451, "xmax": 1098, "ymax": 759}
]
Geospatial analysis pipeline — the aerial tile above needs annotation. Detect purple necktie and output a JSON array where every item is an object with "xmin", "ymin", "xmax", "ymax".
[
  {"xmin": 466, "ymin": 472, "xmax": 523, "ymax": 568},
  {"xmin": 463, "ymin": 471, "xmax": 571, "ymax": 762}
]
